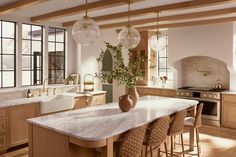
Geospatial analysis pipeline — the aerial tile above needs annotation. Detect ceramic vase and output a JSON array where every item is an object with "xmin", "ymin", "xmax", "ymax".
[
  {"xmin": 118, "ymin": 95, "xmax": 133, "ymax": 112},
  {"xmin": 127, "ymin": 86, "xmax": 139, "ymax": 108}
]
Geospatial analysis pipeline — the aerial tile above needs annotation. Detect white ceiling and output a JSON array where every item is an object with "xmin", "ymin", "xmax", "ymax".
[{"xmin": 1, "ymin": 0, "xmax": 236, "ymax": 28}]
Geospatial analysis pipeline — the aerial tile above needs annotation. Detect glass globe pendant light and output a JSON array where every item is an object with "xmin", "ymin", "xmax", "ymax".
[
  {"xmin": 72, "ymin": 0, "xmax": 100, "ymax": 46},
  {"xmin": 148, "ymin": 12, "xmax": 167, "ymax": 52},
  {"xmin": 118, "ymin": 1, "xmax": 140, "ymax": 49}
]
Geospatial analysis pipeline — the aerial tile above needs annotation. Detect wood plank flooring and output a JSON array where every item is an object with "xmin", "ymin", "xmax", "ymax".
[{"xmin": 1, "ymin": 125, "xmax": 236, "ymax": 157}]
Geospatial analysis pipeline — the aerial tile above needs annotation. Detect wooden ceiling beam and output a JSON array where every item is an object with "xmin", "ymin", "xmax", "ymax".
[
  {"xmin": 100, "ymin": 7, "xmax": 236, "ymax": 29},
  {"xmin": 135, "ymin": 16, "xmax": 236, "ymax": 31},
  {"xmin": 31, "ymin": 0, "xmax": 142, "ymax": 23},
  {"xmin": 63, "ymin": 0, "xmax": 232, "ymax": 27},
  {"xmin": 0, "ymin": 0, "xmax": 48, "ymax": 16}
]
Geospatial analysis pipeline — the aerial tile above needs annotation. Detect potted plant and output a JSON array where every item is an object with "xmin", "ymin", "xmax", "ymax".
[
  {"xmin": 96, "ymin": 42, "xmax": 147, "ymax": 107},
  {"xmin": 68, "ymin": 75, "xmax": 75, "ymax": 85}
]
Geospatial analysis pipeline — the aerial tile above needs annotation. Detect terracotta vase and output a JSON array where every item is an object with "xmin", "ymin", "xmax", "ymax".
[
  {"xmin": 127, "ymin": 86, "xmax": 139, "ymax": 108},
  {"xmin": 118, "ymin": 95, "xmax": 133, "ymax": 112}
]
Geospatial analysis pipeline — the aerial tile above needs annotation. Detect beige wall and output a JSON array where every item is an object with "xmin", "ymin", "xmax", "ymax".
[{"xmin": 181, "ymin": 56, "xmax": 229, "ymax": 89}]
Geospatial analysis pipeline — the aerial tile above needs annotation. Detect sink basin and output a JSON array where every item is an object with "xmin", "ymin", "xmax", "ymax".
[{"xmin": 39, "ymin": 94, "xmax": 74, "ymax": 114}]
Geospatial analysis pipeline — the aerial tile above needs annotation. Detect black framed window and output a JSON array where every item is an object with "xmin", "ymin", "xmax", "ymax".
[
  {"xmin": 48, "ymin": 27, "xmax": 65, "ymax": 84},
  {"xmin": 0, "ymin": 20, "xmax": 16, "ymax": 88},
  {"xmin": 22, "ymin": 24, "xmax": 43, "ymax": 86},
  {"xmin": 158, "ymin": 35, "xmax": 172, "ymax": 79}
]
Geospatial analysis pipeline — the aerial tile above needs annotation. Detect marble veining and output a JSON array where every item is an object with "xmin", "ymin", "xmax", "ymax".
[{"xmin": 28, "ymin": 96, "xmax": 198, "ymax": 141}]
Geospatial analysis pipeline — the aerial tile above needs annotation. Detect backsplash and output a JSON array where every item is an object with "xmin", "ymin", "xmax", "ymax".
[{"xmin": 181, "ymin": 56, "xmax": 229, "ymax": 89}]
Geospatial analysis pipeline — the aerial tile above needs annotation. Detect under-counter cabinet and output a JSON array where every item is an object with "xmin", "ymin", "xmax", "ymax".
[
  {"xmin": 0, "ymin": 108, "xmax": 7, "ymax": 152},
  {"xmin": 222, "ymin": 94, "xmax": 236, "ymax": 129},
  {"xmin": 8, "ymin": 104, "xmax": 37, "ymax": 147},
  {"xmin": 136, "ymin": 86, "xmax": 176, "ymax": 97}
]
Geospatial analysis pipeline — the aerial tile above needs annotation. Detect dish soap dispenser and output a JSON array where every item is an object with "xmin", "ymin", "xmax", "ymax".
[{"xmin": 26, "ymin": 89, "xmax": 33, "ymax": 98}]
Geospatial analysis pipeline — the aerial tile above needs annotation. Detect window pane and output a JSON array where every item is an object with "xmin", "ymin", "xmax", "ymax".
[
  {"xmin": 159, "ymin": 58, "xmax": 167, "ymax": 69},
  {"xmin": 22, "ymin": 71, "xmax": 31, "ymax": 86},
  {"xmin": 3, "ymin": 71, "xmax": 14, "ymax": 87},
  {"xmin": 22, "ymin": 40, "xmax": 31, "ymax": 54},
  {"xmin": 0, "ymin": 22, "xmax": 1, "ymax": 37},
  {"xmin": 32, "ymin": 25, "xmax": 42, "ymax": 40},
  {"xmin": 2, "ymin": 39, "xmax": 14, "ymax": 54},
  {"xmin": 49, "ymin": 55, "xmax": 55, "ymax": 69},
  {"xmin": 2, "ymin": 55, "xmax": 14, "ymax": 70},
  {"xmin": 2, "ymin": 21, "xmax": 14, "ymax": 38},
  {"xmin": 32, "ymin": 40, "xmax": 41, "ymax": 53},
  {"xmin": 22, "ymin": 24, "xmax": 31, "ymax": 39},
  {"xmin": 37, "ymin": 57, "xmax": 41, "ymax": 68},
  {"xmin": 55, "ymin": 70, "xmax": 64, "ymax": 83},
  {"xmin": 159, "ymin": 48, "xmax": 167, "ymax": 57},
  {"xmin": 48, "ymin": 42, "xmax": 55, "ymax": 52},
  {"xmin": 56, "ymin": 43, "xmax": 64, "ymax": 52},
  {"xmin": 56, "ymin": 29, "xmax": 64, "ymax": 42},
  {"xmin": 159, "ymin": 69, "xmax": 167, "ymax": 77},
  {"xmin": 56, "ymin": 57, "xmax": 64, "ymax": 69},
  {"xmin": 48, "ymin": 28, "xmax": 55, "ymax": 41},
  {"xmin": 22, "ymin": 56, "xmax": 31, "ymax": 70}
]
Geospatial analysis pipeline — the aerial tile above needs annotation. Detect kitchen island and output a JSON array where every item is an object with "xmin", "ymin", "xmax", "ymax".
[{"xmin": 28, "ymin": 96, "xmax": 198, "ymax": 157}]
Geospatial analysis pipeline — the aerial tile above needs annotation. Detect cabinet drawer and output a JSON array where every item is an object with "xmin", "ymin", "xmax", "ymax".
[
  {"xmin": 0, "ymin": 120, "xmax": 6, "ymax": 133},
  {"xmin": 223, "ymin": 95, "xmax": 236, "ymax": 102},
  {"xmin": 0, "ymin": 135, "xmax": 7, "ymax": 150},
  {"xmin": 0, "ymin": 108, "xmax": 7, "ymax": 119},
  {"xmin": 160, "ymin": 90, "xmax": 176, "ymax": 97},
  {"xmin": 137, "ymin": 88, "xmax": 161, "ymax": 96},
  {"xmin": 92, "ymin": 94, "xmax": 105, "ymax": 106}
]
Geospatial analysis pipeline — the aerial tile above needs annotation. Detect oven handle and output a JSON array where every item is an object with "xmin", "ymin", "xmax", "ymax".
[{"xmin": 175, "ymin": 96, "xmax": 220, "ymax": 103}]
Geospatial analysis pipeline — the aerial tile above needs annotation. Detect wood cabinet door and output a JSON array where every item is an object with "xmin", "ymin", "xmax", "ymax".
[
  {"xmin": 222, "ymin": 101, "xmax": 236, "ymax": 128},
  {"xmin": 8, "ymin": 104, "xmax": 36, "ymax": 147}
]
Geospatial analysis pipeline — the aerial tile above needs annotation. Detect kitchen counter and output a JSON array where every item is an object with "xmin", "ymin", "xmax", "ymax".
[
  {"xmin": 28, "ymin": 96, "xmax": 198, "ymax": 157},
  {"xmin": 28, "ymin": 96, "xmax": 197, "ymax": 141},
  {"xmin": 0, "ymin": 90, "xmax": 106, "ymax": 108},
  {"xmin": 221, "ymin": 91, "xmax": 236, "ymax": 95}
]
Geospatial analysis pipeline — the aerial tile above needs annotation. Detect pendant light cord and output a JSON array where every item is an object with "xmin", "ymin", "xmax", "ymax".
[
  {"xmin": 156, "ymin": 12, "xmax": 159, "ymax": 34},
  {"xmin": 128, "ymin": 1, "xmax": 131, "ymax": 27},
  {"xmin": 85, "ymin": 0, "xmax": 88, "ymax": 18}
]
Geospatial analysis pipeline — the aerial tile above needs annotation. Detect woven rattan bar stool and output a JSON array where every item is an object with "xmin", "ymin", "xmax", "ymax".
[
  {"xmin": 143, "ymin": 116, "xmax": 170, "ymax": 157},
  {"xmin": 184, "ymin": 103, "xmax": 204, "ymax": 157},
  {"xmin": 117, "ymin": 125, "xmax": 146, "ymax": 157},
  {"xmin": 168, "ymin": 110, "xmax": 187, "ymax": 157}
]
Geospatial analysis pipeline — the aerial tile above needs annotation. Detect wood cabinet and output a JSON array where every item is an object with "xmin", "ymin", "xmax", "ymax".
[
  {"xmin": 136, "ymin": 86, "xmax": 176, "ymax": 97},
  {"xmin": 222, "ymin": 94, "xmax": 236, "ymax": 129},
  {"xmin": 0, "ymin": 108, "xmax": 7, "ymax": 151},
  {"xmin": 129, "ymin": 31, "xmax": 150, "ymax": 86},
  {"xmin": 8, "ymin": 104, "xmax": 36, "ymax": 147},
  {"xmin": 74, "ymin": 93, "xmax": 106, "ymax": 109}
]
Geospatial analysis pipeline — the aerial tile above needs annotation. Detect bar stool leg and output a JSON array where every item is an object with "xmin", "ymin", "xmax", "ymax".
[
  {"xmin": 145, "ymin": 146, "xmax": 148, "ymax": 157},
  {"xmin": 158, "ymin": 147, "xmax": 161, "ymax": 157},
  {"xmin": 196, "ymin": 128, "xmax": 201, "ymax": 157},
  {"xmin": 171, "ymin": 136, "xmax": 174, "ymax": 157},
  {"xmin": 180, "ymin": 133, "xmax": 185, "ymax": 157},
  {"xmin": 150, "ymin": 146, "xmax": 153, "ymax": 157},
  {"xmin": 164, "ymin": 141, "xmax": 168, "ymax": 157}
]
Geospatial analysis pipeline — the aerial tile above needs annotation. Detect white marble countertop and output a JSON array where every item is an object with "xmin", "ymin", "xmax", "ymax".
[
  {"xmin": 28, "ymin": 96, "xmax": 198, "ymax": 142},
  {"xmin": 0, "ymin": 90, "xmax": 106, "ymax": 108}
]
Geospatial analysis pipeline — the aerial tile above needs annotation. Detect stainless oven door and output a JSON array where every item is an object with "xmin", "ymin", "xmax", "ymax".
[{"xmin": 195, "ymin": 98, "xmax": 220, "ymax": 121}]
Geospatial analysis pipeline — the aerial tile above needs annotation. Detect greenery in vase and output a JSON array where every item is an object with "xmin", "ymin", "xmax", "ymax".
[{"xmin": 96, "ymin": 42, "xmax": 147, "ymax": 89}]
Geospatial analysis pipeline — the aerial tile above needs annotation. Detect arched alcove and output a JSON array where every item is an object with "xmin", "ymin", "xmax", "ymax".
[
  {"xmin": 172, "ymin": 56, "xmax": 230, "ymax": 89},
  {"xmin": 102, "ymin": 48, "xmax": 113, "ymax": 103},
  {"xmin": 102, "ymin": 48, "xmax": 113, "ymax": 71}
]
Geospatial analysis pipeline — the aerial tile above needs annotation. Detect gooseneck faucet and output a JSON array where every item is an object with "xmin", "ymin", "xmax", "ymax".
[{"xmin": 42, "ymin": 78, "xmax": 50, "ymax": 92}]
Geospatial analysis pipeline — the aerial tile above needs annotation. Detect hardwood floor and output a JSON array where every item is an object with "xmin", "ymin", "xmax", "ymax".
[{"xmin": 1, "ymin": 125, "xmax": 236, "ymax": 157}]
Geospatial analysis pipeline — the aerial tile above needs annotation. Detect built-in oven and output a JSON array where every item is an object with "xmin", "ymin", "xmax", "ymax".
[{"xmin": 176, "ymin": 90, "xmax": 221, "ymax": 127}]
